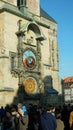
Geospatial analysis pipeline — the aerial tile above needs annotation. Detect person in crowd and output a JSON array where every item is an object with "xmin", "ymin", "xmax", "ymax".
[
  {"xmin": 14, "ymin": 103, "xmax": 29, "ymax": 130},
  {"xmin": 55, "ymin": 107, "xmax": 64, "ymax": 130},
  {"xmin": 0, "ymin": 106, "xmax": 5, "ymax": 130},
  {"xmin": 0, "ymin": 106, "xmax": 5, "ymax": 122},
  {"xmin": 61, "ymin": 104, "xmax": 70, "ymax": 130},
  {"xmin": 40, "ymin": 106, "xmax": 57, "ymax": 130},
  {"xmin": 69, "ymin": 105, "xmax": 73, "ymax": 130},
  {"xmin": 1, "ymin": 109, "xmax": 15, "ymax": 130},
  {"xmin": 28, "ymin": 104, "xmax": 41, "ymax": 130}
]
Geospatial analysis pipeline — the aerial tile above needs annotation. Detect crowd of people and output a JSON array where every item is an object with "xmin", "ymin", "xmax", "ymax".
[{"xmin": 0, "ymin": 103, "xmax": 73, "ymax": 130}]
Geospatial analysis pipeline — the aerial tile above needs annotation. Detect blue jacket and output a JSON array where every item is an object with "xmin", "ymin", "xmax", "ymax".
[{"xmin": 40, "ymin": 112, "xmax": 57, "ymax": 130}]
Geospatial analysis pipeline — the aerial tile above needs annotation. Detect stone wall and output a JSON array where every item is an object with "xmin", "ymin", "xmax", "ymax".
[
  {"xmin": 0, "ymin": 1, "xmax": 62, "ymax": 105},
  {"xmin": 3, "ymin": 0, "xmax": 17, "ymax": 5}
]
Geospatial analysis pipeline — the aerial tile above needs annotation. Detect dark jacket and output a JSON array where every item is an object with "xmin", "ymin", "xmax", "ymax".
[
  {"xmin": 2, "ymin": 116, "xmax": 15, "ymax": 130},
  {"xmin": 40, "ymin": 112, "xmax": 57, "ymax": 130}
]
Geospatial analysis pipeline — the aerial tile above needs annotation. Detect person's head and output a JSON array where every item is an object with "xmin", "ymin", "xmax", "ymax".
[
  {"xmin": 50, "ymin": 106, "xmax": 55, "ymax": 112},
  {"xmin": 17, "ymin": 103, "xmax": 24, "ymax": 116},
  {"xmin": 11, "ymin": 105, "xmax": 18, "ymax": 116},
  {"xmin": 18, "ymin": 107, "xmax": 24, "ymax": 116},
  {"xmin": 17, "ymin": 103, "xmax": 22, "ymax": 109},
  {"xmin": 6, "ymin": 110, "xmax": 12, "ymax": 118},
  {"xmin": 46, "ymin": 105, "xmax": 55, "ymax": 113},
  {"xmin": 55, "ymin": 108, "xmax": 61, "ymax": 119}
]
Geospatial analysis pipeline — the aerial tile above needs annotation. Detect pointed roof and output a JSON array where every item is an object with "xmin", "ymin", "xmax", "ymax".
[{"xmin": 40, "ymin": 7, "xmax": 57, "ymax": 23}]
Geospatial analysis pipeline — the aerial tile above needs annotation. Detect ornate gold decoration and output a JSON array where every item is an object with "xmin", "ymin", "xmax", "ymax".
[{"xmin": 23, "ymin": 77, "xmax": 37, "ymax": 94}]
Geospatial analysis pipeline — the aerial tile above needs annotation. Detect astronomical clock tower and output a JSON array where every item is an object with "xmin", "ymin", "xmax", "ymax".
[
  {"xmin": 15, "ymin": 20, "xmax": 45, "ymax": 103},
  {"xmin": 13, "ymin": 0, "xmax": 45, "ymax": 104}
]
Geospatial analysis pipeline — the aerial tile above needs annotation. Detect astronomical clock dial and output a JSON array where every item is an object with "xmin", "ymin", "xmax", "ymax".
[
  {"xmin": 23, "ymin": 77, "xmax": 38, "ymax": 94},
  {"xmin": 23, "ymin": 49, "xmax": 36, "ymax": 69}
]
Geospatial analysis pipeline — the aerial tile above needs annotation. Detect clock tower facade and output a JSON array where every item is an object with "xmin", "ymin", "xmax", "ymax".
[
  {"xmin": 15, "ymin": 20, "xmax": 45, "ymax": 101},
  {"xmin": 0, "ymin": 0, "xmax": 62, "ymax": 105}
]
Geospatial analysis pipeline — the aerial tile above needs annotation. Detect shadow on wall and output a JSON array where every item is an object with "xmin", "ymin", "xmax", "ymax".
[
  {"xmin": 12, "ymin": 84, "xmax": 42, "ymax": 106},
  {"xmin": 12, "ymin": 75, "xmax": 53, "ymax": 105}
]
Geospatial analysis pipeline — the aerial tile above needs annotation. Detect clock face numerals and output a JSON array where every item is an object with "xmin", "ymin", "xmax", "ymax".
[
  {"xmin": 23, "ymin": 77, "xmax": 38, "ymax": 94},
  {"xmin": 23, "ymin": 50, "xmax": 36, "ymax": 69}
]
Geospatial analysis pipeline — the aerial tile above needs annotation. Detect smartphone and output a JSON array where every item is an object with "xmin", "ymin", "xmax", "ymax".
[{"xmin": 22, "ymin": 105, "xmax": 28, "ymax": 115}]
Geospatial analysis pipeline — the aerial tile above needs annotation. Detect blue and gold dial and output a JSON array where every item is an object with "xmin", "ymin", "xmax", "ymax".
[{"xmin": 23, "ymin": 49, "xmax": 36, "ymax": 69}]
